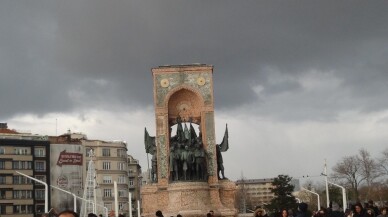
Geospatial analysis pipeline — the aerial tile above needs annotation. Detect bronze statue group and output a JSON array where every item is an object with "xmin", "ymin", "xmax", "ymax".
[{"xmin": 145, "ymin": 116, "xmax": 229, "ymax": 183}]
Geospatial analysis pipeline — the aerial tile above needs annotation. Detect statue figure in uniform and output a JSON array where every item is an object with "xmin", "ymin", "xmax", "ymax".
[
  {"xmin": 144, "ymin": 128, "xmax": 157, "ymax": 182},
  {"xmin": 216, "ymin": 124, "xmax": 229, "ymax": 180}
]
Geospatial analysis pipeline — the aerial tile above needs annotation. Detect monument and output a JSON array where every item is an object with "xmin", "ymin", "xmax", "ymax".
[{"xmin": 142, "ymin": 64, "xmax": 237, "ymax": 217}]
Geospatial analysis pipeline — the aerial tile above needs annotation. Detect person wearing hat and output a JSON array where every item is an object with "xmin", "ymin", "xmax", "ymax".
[{"xmin": 254, "ymin": 208, "xmax": 268, "ymax": 217}]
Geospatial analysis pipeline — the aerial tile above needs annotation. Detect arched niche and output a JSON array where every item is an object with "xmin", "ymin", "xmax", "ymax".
[{"xmin": 166, "ymin": 87, "xmax": 204, "ymax": 127}]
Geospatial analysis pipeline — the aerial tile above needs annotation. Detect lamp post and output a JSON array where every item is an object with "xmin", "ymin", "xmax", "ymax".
[
  {"xmin": 301, "ymin": 187, "xmax": 320, "ymax": 211},
  {"xmin": 16, "ymin": 171, "xmax": 49, "ymax": 213},
  {"xmin": 327, "ymin": 181, "xmax": 347, "ymax": 210},
  {"xmin": 137, "ymin": 200, "xmax": 140, "ymax": 217},
  {"xmin": 129, "ymin": 192, "xmax": 132, "ymax": 217},
  {"xmin": 114, "ymin": 181, "xmax": 119, "ymax": 217}
]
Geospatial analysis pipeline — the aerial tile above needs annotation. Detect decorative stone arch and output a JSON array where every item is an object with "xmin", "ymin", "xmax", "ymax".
[{"xmin": 164, "ymin": 84, "xmax": 205, "ymax": 126}]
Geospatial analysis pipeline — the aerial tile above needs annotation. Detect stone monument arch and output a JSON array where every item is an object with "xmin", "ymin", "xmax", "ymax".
[
  {"xmin": 142, "ymin": 64, "xmax": 237, "ymax": 217},
  {"xmin": 166, "ymin": 86, "xmax": 203, "ymax": 123}
]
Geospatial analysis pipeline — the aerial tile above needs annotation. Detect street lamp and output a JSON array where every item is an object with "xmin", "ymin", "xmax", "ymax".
[
  {"xmin": 301, "ymin": 187, "xmax": 320, "ymax": 211},
  {"xmin": 16, "ymin": 171, "xmax": 49, "ymax": 213},
  {"xmin": 327, "ymin": 181, "xmax": 347, "ymax": 210}
]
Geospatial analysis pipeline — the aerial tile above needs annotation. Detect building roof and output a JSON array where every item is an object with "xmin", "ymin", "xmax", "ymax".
[
  {"xmin": 236, "ymin": 178, "xmax": 275, "ymax": 184},
  {"xmin": 0, "ymin": 128, "xmax": 19, "ymax": 134},
  {"xmin": 158, "ymin": 63, "xmax": 211, "ymax": 68}
]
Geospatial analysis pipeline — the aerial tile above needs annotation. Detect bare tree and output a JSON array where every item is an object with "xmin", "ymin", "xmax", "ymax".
[
  {"xmin": 332, "ymin": 155, "xmax": 365, "ymax": 201},
  {"xmin": 358, "ymin": 148, "xmax": 380, "ymax": 199},
  {"xmin": 377, "ymin": 148, "xmax": 388, "ymax": 176},
  {"xmin": 236, "ymin": 173, "xmax": 250, "ymax": 213}
]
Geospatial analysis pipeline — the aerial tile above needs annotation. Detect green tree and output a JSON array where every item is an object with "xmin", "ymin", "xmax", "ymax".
[{"xmin": 266, "ymin": 174, "xmax": 298, "ymax": 212}]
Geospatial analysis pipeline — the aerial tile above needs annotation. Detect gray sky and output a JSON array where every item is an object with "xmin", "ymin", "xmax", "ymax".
[{"xmin": 1, "ymin": 0, "xmax": 388, "ymax": 183}]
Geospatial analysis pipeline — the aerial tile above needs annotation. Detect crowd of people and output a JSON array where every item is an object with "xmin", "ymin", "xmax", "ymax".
[
  {"xmin": 252, "ymin": 200, "xmax": 387, "ymax": 217},
  {"xmin": 41, "ymin": 200, "xmax": 387, "ymax": 217},
  {"xmin": 155, "ymin": 209, "xmax": 215, "ymax": 217}
]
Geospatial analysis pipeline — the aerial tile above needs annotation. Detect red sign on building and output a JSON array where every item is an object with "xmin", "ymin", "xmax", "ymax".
[{"xmin": 56, "ymin": 150, "xmax": 83, "ymax": 166}]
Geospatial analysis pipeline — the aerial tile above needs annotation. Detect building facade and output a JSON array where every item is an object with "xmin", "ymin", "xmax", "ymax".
[
  {"xmin": 83, "ymin": 140, "xmax": 129, "ymax": 216},
  {"xmin": 127, "ymin": 155, "xmax": 141, "ymax": 217},
  {"xmin": 236, "ymin": 178, "xmax": 300, "ymax": 212},
  {"xmin": 49, "ymin": 132, "xmax": 86, "ymax": 213},
  {"xmin": 236, "ymin": 179, "xmax": 275, "ymax": 212},
  {"xmin": 0, "ymin": 123, "xmax": 51, "ymax": 217},
  {"xmin": 1, "ymin": 124, "xmax": 142, "ymax": 217}
]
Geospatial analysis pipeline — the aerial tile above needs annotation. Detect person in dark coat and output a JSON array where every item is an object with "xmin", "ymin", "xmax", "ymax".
[
  {"xmin": 156, "ymin": 210, "xmax": 164, "ymax": 217},
  {"xmin": 353, "ymin": 203, "xmax": 367, "ymax": 217},
  {"xmin": 376, "ymin": 207, "xmax": 387, "ymax": 217},
  {"xmin": 296, "ymin": 203, "xmax": 309, "ymax": 217},
  {"xmin": 330, "ymin": 203, "xmax": 345, "ymax": 217},
  {"xmin": 368, "ymin": 201, "xmax": 380, "ymax": 216}
]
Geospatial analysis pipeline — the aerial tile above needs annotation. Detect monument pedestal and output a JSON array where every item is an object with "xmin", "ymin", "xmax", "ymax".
[{"xmin": 141, "ymin": 180, "xmax": 237, "ymax": 217}]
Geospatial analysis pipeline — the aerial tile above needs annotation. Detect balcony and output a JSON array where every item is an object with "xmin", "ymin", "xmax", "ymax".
[{"xmin": 128, "ymin": 173, "xmax": 137, "ymax": 178}]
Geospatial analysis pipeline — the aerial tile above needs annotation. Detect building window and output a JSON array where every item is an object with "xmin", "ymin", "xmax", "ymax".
[
  {"xmin": 103, "ymin": 176, "xmax": 112, "ymax": 184},
  {"xmin": 102, "ymin": 162, "xmax": 111, "ymax": 170},
  {"xmin": 117, "ymin": 162, "xmax": 125, "ymax": 170},
  {"xmin": 35, "ymin": 161, "xmax": 46, "ymax": 172},
  {"xmin": 129, "ymin": 178, "xmax": 134, "ymax": 186},
  {"xmin": 117, "ymin": 149, "xmax": 126, "ymax": 157},
  {"xmin": 35, "ymin": 175, "xmax": 46, "ymax": 186},
  {"xmin": 0, "ymin": 147, "xmax": 4, "ymax": 154},
  {"xmin": 119, "ymin": 202, "xmax": 125, "ymax": 211},
  {"xmin": 35, "ymin": 190, "xmax": 45, "ymax": 200},
  {"xmin": 85, "ymin": 148, "xmax": 94, "ymax": 157},
  {"xmin": 12, "ymin": 161, "xmax": 32, "ymax": 169},
  {"xmin": 118, "ymin": 189, "xmax": 126, "ymax": 198},
  {"xmin": 0, "ymin": 205, "xmax": 6, "ymax": 214},
  {"xmin": 13, "ymin": 190, "xmax": 33, "ymax": 199},
  {"xmin": 0, "ymin": 161, "xmax": 5, "ymax": 169},
  {"xmin": 14, "ymin": 147, "xmax": 30, "ymax": 155},
  {"xmin": 0, "ymin": 190, "xmax": 5, "ymax": 199},
  {"xmin": 0, "ymin": 176, "xmax": 5, "ymax": 184},
  {"xmin": 13, "ymin": 205, "xmax": 33, "ymax": 214},
  {"xmin": 36, "ymin": 205, "xmax": 45, "ymax": 214},
  {"xmin": 102, "ymin": 148, "xmax": 110, "ymax": 157},
  {"xmin": 103, "ymin": 189, "xmax": 112, "ymax": 198},
  {"xmin": 104, "ymin": 203, "xmax": 112, "ymax": 211},
  {"xmin": 13, "ymin": 176, "xmax": 32, "ymax": 184},
  {"xmin": 34, "ymin": 148, "xmax": 46, "ymax": 157},
  {"xmin": 118, "ymin": 175, "xmax": 126, "ymax": 184}
]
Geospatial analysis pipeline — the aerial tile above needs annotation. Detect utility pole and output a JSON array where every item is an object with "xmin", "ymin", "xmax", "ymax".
[{"xmin": 324, "ymin": 159, "xmax": 330, "ymax": 208}]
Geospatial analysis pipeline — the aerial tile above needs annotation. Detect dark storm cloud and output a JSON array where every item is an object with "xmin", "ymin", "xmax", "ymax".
[{"xmin": 1, "ymin": 0, "xmax": 388, "ymax": 120}]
